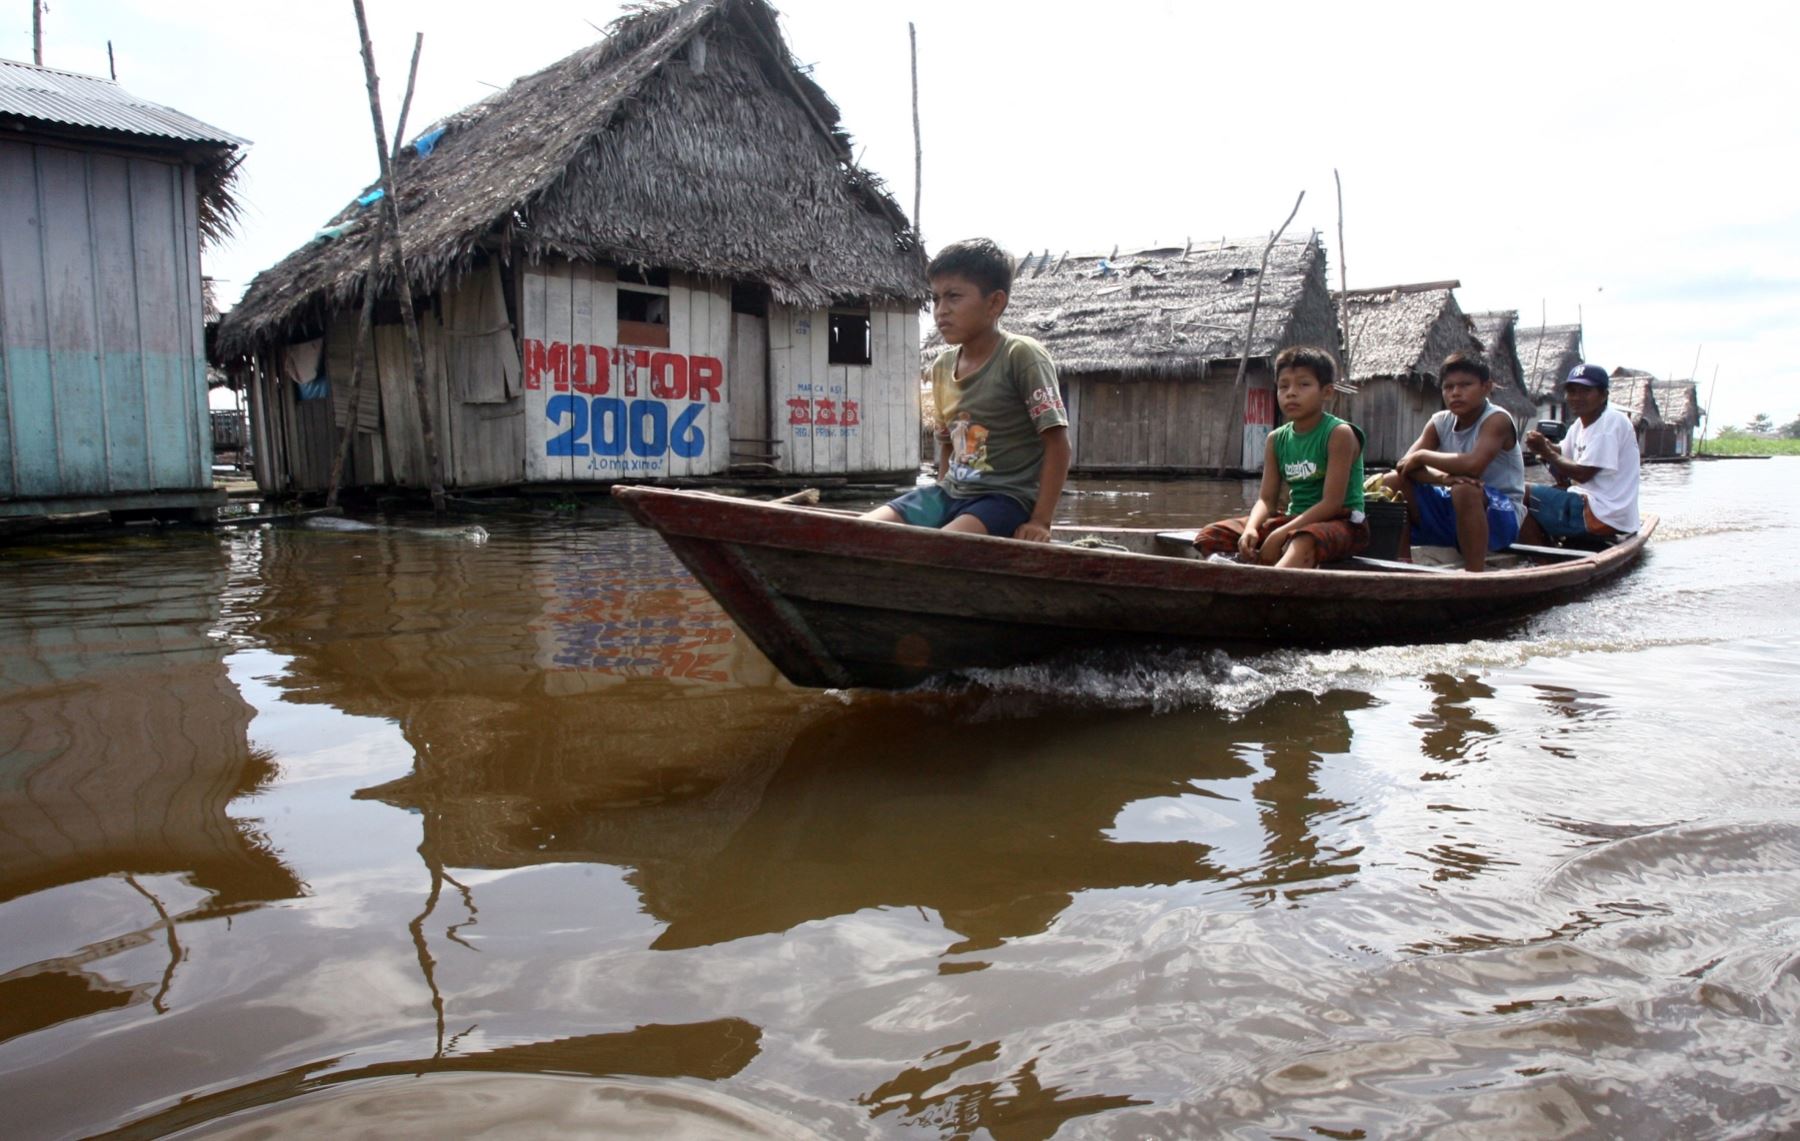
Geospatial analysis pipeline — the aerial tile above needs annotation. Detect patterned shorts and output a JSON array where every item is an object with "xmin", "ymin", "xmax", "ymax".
[{"xmin": 1194, "ymin": 511, "xmax": 1371, "ymax": 563}]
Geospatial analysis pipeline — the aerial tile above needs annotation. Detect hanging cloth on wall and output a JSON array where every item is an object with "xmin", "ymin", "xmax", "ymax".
[{"xmin": 283, "ymin": 339, "xmax": 330, "ymax": 401}]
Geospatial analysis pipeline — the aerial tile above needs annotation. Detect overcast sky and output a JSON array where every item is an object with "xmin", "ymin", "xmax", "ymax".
[{"xmin": 11, "ymin": 0, "xmax": 1797, "ymax": 428}]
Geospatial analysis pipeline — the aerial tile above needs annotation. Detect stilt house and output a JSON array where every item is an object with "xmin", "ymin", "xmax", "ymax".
[
  {"xmin": 1647, "ymin": 379, "xmax": 1702, "ymax": 457},
  {"xmin": 1607, "ymin": 368, "xmax": 1664, "ymax": 452},
  {"xmin": 1467, "ymin": 309, "xmax": 1540, "ymax": 432},
  {"xmin": 1514, "ymin": 322, "xmax": 1583, "ymax": 424},
  {"xmin": 1337, "ymin": 281, "xmax": 1480, "ymax": 466},
  {"xmin": 217, "ymin": 0, "xmax": 927, "ymax": 495},
  {"xmin": 0, "ymin": 59, "xmax": 243, "ymax": 522},
  {"xmin": 994, "ymin": 238, "xmax": 1339, "ymax": 474}
]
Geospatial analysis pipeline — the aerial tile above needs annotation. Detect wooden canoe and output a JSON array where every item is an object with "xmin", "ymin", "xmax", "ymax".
[{"xmin": 611, "ymin": 486, "xmax": 1657, "ymax": 690}]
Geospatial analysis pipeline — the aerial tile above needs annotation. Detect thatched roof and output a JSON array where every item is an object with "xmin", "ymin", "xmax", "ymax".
[
  {"xmin": 1607, "ymin": 369, "xmax": 1663, "ymax": 429},
  {"xmin": 1338, "ymin": 281, "xmax": 1477, "ymax": 383},
  {"xmin": 1514, "ymin": 323, "xmax": 1584, "ymax": 400},
  {"xmin": 1468, "ymin": 309, "xmax": 1537, "ymax": 421},
  {"xmin": 1651, "ymin": 379, "xmax": 1702, "ymax": 428},
  {"xmin": 975, "ymin": 237, "xmax": 1337, "ymax": 378},
  {"xmin": 218, "ymin": 0, "xmax": 924, "ymax": 356},
  {"xmin": 0, "ymin": 57, "xmax": 244, "ymax": 245}
]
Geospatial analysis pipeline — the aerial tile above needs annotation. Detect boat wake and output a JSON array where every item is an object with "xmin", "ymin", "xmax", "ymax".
[{"xmin": 904, "ymin": 631, "xmax": 1724, "ymax": 718}]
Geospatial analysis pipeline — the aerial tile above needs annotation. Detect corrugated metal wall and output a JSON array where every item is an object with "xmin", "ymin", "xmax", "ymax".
[{"xmin": 0, "ymin": 138, "xmax": 210, "ymax": 502}]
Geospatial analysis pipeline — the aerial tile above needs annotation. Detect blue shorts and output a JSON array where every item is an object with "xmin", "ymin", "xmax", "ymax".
[
  {"xmin": 1526, "ymin": 484, "xmax": 1595, "ymax": 540},
  {"xmin": 1411, "ymin": 483, "xmax": 1522, "ymax": 550},
  {"xmin": 885, "ymin": 484, "xmax": 1032, "ymax": 536}
]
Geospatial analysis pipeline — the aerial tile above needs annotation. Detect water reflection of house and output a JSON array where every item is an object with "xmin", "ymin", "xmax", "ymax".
[
  {"xmin": 0, "ymin": 546, "xmax": 303, "ymax": 1040},
  {"xmin": 0, "ymin": 59, "xmax": 244, "ymax": 523},
  {"xmin": 992, "ymin": 238, "xmax": 1339, "ymax": 475},
  {"xmin": 0, "ymin": 552, "xmax": 298, "ymax": 911},
  {"xmin": 533, "ymin": 527, "xmax": 780, "ymax": 692},
  {"xmin": 1514, "ymin": 322, "xmax": 1584, "ymax": 425},
  {"xmin": 216, "ymin": 0, "xmax": 926, "ymax": 496},
  {"xmin": 1336, "ymin": 281, "xmax": 1481, "ymax": 466},
  {"xmin": 362, "ymin": 700, "xmax": 1257, "ymax": 956}
]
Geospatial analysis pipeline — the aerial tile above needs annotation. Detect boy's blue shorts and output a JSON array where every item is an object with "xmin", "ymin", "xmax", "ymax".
[
  {"xmin": 1411, "ymin": 483, "xmax": 1522, "ymax": 550},
  {"xmin": 1525, "ymin": 485, "xmax": 1594, "ymax": 540},
  {"xmin": 885, "ymin": 484, "xmax": 1032, "ymax": 537}
]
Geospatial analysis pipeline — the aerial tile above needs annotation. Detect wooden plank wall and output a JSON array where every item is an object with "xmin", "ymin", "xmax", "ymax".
[
  {"xmin": 1065, "ymin": 367, "xmax": 1270, "ymax": 472},
  {"xmin": 520, "ymin": 261, "xmax": 732, "ymax": 482},
  {"xmin": 1344, "ymin": 378, "xmax": 1443, "ymax": 466},
  {"xmin": 0, "ymin": 139, "xmax": 209, "ymax": 502},
  {"xmin": 433, "ymin": 270, "xmax": 525, "ymax": 488},
  {"xmin": 769, "ymin": 302, "xmax": 919, "ymax": 476}
]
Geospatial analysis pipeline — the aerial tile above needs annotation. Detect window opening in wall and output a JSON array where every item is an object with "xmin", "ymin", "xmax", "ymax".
[
  {"xmin": 827, "ymin": 309, "xmax": 872, "ymax": 366},
  {"xmin": 617, "ymin": 266, "xmax": 671, "ymax": 348},
  {"xmin": 731, "ymin": 280, "xmax": 769, "ymax": 317}
]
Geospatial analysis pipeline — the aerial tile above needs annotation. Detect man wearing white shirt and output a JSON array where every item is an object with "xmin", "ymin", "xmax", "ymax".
[{"xmin": 1520, "ymin": 363, "xmax": 1641, "ymax": 544}]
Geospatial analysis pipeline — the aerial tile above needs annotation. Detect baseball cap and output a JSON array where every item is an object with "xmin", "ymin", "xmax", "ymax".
[{"xmin": 1565, "ymin": 364, "xmax": 1610, "ymax": 387}]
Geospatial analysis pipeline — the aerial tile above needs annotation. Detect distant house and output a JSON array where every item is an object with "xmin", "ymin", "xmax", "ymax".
[
  {"xmin": 1467, "ymin": 310, "xmax": 1540, "ymax": 433},
  {"xmin": 992, "ymin": 237, "xmax": 1339, "ymax": 474},
  {"xmin": 1336, "ymin": 281, "xmax": 1479, "ymax": 465},
  {"xmin": 0, "ymin": 58, "xmax": 243, "ymax": 523},
  {"xmin": 1513, "ymin": 323, "xmax": 1584, "ymax": 424},
  {"xmin": 217, "ymin": 0, "xmax": 926, "ymax": 494},
  {"xmin": 1648, "ymin": 379, "xmax": 1703, "ymax": 457},
  {"xmin": 1607, "ymin": 368, "xmax": 1664, "ymax": 451}
]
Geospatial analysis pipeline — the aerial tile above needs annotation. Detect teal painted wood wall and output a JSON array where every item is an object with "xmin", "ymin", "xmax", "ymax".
[{"xmin": 0, "ymin": 138, "xmax": 210, "ymax": 502}]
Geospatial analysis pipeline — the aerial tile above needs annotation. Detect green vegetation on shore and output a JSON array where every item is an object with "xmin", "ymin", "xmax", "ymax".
[{"xmin": 1697, "ymin": 434, "xmax": 1800, "ymax": 456}]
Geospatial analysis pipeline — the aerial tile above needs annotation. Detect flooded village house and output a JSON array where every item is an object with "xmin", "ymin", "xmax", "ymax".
[
  {"xmin": 1336, "ymin": 280, "xmax": 1484, "ymax": 466},
  {"xmin": 0, "ymin": 59, "xmax": 243, "ymax": 523},
  {"xmin": 1647, "ymin": 377, "xmax": 1703, "ymax": 457},
  {"xmin": 995, "ymin": 237, "xmax": 1339, "ymax": 474},
  {"xmin": 1514, "ymin": 322, "xmax": 1584, "ymax": 425},
  {"xmin": 1467, "ymin": 309, "xmax": 1541, "ymax": 434},
  {"xmin": 216, "ymin": 0, "xmax": 927, "ymax": 495},
  {"xmin": 1607, "ymin": 368, "xmax": 1666, "ymax": 454}
]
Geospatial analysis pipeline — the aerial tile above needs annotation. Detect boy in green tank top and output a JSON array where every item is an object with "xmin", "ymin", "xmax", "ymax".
[{"xmin": 1195, "ymin": 346, "xmax": 1369, "ymax": 568}]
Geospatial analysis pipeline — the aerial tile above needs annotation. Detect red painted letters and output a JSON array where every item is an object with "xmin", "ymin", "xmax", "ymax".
[{"xmin": 524, "ymin": 339, "xmax": 724, "ymax": 403}]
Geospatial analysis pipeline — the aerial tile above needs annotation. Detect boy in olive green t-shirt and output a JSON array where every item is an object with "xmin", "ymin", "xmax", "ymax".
[
  {"xmin": 863, "ymin": 239, "xmax": 1071, "ymax": 542},
  {"xmin": 1195, "ymin": 346, "xmax": 1369, "ymax": 568}
]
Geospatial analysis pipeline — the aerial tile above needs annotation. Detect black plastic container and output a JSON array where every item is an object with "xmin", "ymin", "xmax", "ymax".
[{"xmin": 1364, "ymin": 500, "xmax": 1409, "ymax": 561}]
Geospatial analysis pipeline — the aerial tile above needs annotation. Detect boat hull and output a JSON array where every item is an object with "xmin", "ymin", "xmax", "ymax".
[{"xmin": 614, "ymin": 488, "xmax": 1657, "ymax": 689}]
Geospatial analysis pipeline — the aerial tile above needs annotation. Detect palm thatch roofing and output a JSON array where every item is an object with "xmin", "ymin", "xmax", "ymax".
[
  {"xmin": 1651, "ymin": 379, "xmax": 1702, "ymax": 428},
  {"xmin": 1337, "ymin": 281, "xmax": 1476, "ymax": 383},
  {"xmin": 217, "ymin": 0, "xmax": 924, "ymax": 357},
  {"xmin": 1514, "ymin": 323, "xmax": 1584, "ymax": 400},
  {"xmin": 1468, "ymin": 308, "xmax": 1537, "ymax": 421},
  {"xmin": 970, "ymin": 237, "xmax": 1336, "ymax": 378},
  {"xmin": 0, "ymin": 57, "xmax": 245, "ymax": 245},
  {"xmin": 1607, "ymin": 369, "xmax": 1664, "ymax": 429}
]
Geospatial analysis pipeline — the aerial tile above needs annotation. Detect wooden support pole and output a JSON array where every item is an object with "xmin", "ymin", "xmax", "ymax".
[
  {"xmin": 1529, "ymin": 300, "xmax": 1546, "ymax": 409},
  {"xmin": 351, "ymin": 2, "xmax": 446, "ymax": 516},
  {"xmin": 1698, "ymin": 364, "xmax": 1720, "ymax": 452},
  {"xmin": 909, "ymin": 21, "xmax": 922, "ymax": 238},
  {"xmin": 327, "ymin": 34, "xmax": 423, "ymax": 509},
  {"xmin": 1216, "ymin": 191, "xmax": 1304, "ymax": 477},
  {"xmin": 33, "ymin": 0, "xmax": 44, "ymax": 65},
  {"xmin": 1334, "ymin": 169, "xmax": 1350, "ymax": 377}
]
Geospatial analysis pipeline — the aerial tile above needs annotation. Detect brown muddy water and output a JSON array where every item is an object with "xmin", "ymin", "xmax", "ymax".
[{"xmin": 2, "ymin": 460, "xmax": 1798, "ymax": 1139}]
